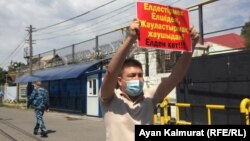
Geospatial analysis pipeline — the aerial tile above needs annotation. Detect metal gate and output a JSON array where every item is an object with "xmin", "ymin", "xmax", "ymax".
[{"xmin": 176, "ymin": 50, "xmax": 250, "ymax": 124}]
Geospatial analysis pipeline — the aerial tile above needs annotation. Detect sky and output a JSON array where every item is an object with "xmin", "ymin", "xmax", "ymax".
[{"xmin": 0, "ymin": 0, "xmax": 249, "ymax": 70}]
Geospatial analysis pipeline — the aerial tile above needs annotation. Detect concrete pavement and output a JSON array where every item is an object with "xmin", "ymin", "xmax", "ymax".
[{"xmin": 0, "ymin": 107, "xmax": 105, "ymax": 141}]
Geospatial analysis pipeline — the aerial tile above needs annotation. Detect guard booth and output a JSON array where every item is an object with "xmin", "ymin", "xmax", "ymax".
[
  {"xmin": 87, "ymin": 75, "xmax": 99, "ymax": 116},
  {"xmin": 15, "ymin": 59, "xmax": 107, "ymax": 117},
  {"xmin": 87, "ymin": 74, "xmax": 102, "ymax": 116},
  {"xmin": 176, "ymin": 50, "xmax": 250, "ymax": 124}
]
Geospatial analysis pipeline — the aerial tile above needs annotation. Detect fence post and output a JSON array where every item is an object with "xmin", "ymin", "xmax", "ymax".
[
  {"xmin": 72, "ymin": 44, "xmax": 75, "ymax": 63},
  {"xmin": 240, "ymin": 98, "xmax": 250, "ymax": 125}
]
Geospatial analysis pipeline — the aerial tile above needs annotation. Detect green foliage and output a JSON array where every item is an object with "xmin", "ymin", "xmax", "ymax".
[
  {"xmin": 0, "ymin": 68, "xmax": 7, "ymax": 85},
  {"xmin": 0, "ymin": 61, "xmax": 26, "ymax": 85},
  {"xmin": 8, "ymin": 62, "xmax": 25, "ymax": 72},
  {"xmin": 241, "ymin": 21, "xmax": 250, "ymax": 49}
]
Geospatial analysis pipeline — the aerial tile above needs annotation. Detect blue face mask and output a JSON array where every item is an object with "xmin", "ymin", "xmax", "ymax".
[{"xmin": 125, "ymin": 80, "xmax": 144, "ymax": 97}]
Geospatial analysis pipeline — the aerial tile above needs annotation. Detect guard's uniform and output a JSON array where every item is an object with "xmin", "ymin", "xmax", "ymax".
[
  {"xmin": 0, "ymin": 91, "xmax": 4, "ymax": 106},
  {"xmin": 28, "ymin": 87, "xmax": 49, "ymax": 136}
]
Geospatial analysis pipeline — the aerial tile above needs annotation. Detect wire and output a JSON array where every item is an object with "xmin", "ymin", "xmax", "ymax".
[
  {"xmin": 160, "ymin": 0, "xmax": 183, "ymax": 5},
  {"xmin": 35, "ymin": 2, "xmax": 134, "ymax": 36},
  {"xmin": 35, "ymin": 0, "xmax": 118, "ymax": 32},
  {"xmin": 0, "ymin": 34, "xmax": 28, "ymax": 67},
  {"xmin": 35, "ymin": 0, "xmax": 184, "ymax": 41},
  {"xmin": 35, "ymin": 4, "xmax": 134, "ymax": 41},
  {"xmin": 204, "ymin": 26, "xmax": 244, "ymax": 35},
  {"xmin": 34, "ymin": 0, "xmax": 185, "ymax": 41}
]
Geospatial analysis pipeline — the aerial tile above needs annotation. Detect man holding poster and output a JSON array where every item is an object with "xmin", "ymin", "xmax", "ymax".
[{"xmin": 99, "ymin": 2, "xmax": 199, "ymax": 141}]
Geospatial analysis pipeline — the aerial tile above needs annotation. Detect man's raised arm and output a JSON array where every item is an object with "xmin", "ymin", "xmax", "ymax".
[
  {"xmin": 154, "ymin": 26, "xmax": 200, "ymax": 103},
  {"xmin": 99, "ymin": 18, "xmax": 140, "ymax": 103}
]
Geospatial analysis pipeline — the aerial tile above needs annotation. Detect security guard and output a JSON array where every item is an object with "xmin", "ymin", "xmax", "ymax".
[
  {"xmin": 0, "ymin": 90, "xmax": 4, "ymax": 106},
  {"xmin": 28, "ymin": 81, "xmax": 49, "ymax": 137}
]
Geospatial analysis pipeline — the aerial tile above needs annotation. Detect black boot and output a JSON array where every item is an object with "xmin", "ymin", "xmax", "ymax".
[
  {"xmin": 34, "ymin": 124, "xmax": 39, "ymax": 135},
  {"xmin": 41, "ymin": 130, "xmax": 48, "ymax": 137},
  {"xmin": 33, "ymin": 129, "xmax": 38, "ymax": 135}
]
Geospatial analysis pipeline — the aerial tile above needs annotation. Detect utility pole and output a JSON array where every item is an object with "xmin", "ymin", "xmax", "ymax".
[
  {"xmin": 145, "ymin": 50, "xmax": 149, "ymax": 77},
  {"xmin": 26, "ymin": 25, "xmax": 35, "ymax": 75}
]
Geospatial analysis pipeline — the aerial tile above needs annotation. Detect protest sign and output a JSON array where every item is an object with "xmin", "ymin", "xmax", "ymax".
[{"xmin": 137, "ymin": 2, "xmax": 191, "ymax": 52}]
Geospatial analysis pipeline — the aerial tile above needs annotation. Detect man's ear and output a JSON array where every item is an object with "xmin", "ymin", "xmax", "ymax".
[{"xmin": 117, "ymin": 77, "xmax": 122, "ymax": 86}]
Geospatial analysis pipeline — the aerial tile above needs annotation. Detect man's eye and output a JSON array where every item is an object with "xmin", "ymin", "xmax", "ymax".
[{"xmin": 128, "ymin": 73, "xmax": 143, "ymax": 77}]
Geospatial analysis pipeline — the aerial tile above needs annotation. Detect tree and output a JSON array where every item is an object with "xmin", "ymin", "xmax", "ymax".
[
  {"xmin": 241, "ymin": 21, "xmax": 250, "ymax": 49},
  {"xmin": 0, "ymin": 68, "xmax": 7, "ymax": 85},
  {"xmin": 8, "ymin": 61, "xmax": 25, "ymax": 72},
  {"xmin": 6, "ymin": 61, "xmax": 26, "ymax": 85}
]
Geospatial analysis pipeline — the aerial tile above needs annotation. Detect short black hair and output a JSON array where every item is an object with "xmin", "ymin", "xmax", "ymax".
[{"xmin": 119, "ymin": 58, "xmax": 142, "ymax": 76}]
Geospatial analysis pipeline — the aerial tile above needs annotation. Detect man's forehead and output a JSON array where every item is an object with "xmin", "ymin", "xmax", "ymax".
[
  {"xmin": 122, "ymin": 67, "xmax": 143, "ymax": 75},
  {"xmin": 123, "ymin": 66, "xmax": 142, "ymax": 72}
]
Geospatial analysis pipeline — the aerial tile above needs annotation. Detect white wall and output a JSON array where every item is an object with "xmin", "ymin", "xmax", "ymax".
[{"xmin": 4, "ymin": 85, "xmax": 17, "ymax": 102}]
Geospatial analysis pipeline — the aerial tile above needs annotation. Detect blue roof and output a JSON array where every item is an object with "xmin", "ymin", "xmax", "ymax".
[{"xmin": 15, "ymin": 60, "xmax": 103, "ymax": 83}]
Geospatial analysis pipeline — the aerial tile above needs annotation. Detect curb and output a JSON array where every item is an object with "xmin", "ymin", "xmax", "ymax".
[
  {"xmin": 1, "ymin": 103, "xmax": 104, "ymax": 122},
  {"xmin": 2, "ymin": 103, "xmax": 26, "ymax": 109}
]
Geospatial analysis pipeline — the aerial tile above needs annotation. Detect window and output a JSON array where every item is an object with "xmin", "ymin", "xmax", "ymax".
[
  {"xmin": 88, "ymin": 79, "xmax": 98, "ymax": 96},
  {"xmin": 20, "ymin": 88, "xmax": 27, "ymax": 98},
  {"xmin": 89, "ymin": 81, "xmax": 92, "ymax": 88},
  {"xmin": 93, "ymin": 79, "xmax": 96, "ymax": 95}
]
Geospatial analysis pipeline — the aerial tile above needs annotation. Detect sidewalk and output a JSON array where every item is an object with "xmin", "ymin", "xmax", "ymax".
[
  {"xmin": 2, "ymin": 102, "xmax": 103, "ymax": 121},
  {"xmin": 2, "ymin": 103, "xmax": 103, "ymax": 121},
  {"xmin": 0, "ymin": 105, "xmax": 105, "ymax": 141}
]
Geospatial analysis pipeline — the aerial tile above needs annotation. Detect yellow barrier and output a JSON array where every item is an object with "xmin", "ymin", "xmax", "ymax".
[
  {"xmin": 205, "ymin": 104, "xmax": 225, "ymax": 125},
  {"xmin": 161, "ymin": 97, "xmax": 171, "ymax": 124},
  {"xmin": 153, "ymin": 98, "xmax": 192, "ymax": 125},
  {"xmin": 153, "ymin": 106, "xmax": 159, "ymax": 124},
  {"xmin": 240, "ymin": 98, "xmax": 250, "ymax": 125},
  {"xmin": 175, "ymin": 103, "xmax": 191, "ymax": 125},
  {"xmin": 153, "ymin": 97, "xmax": 171, "ymax": 125},
  {"xmin": 153, "ymin": 97, "xmax": 250, "ymax": 125}
]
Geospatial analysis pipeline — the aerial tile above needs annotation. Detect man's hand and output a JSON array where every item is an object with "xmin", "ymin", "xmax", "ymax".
[
  {"xmin": 127, "ymin": 18, "xmax": 140, "ymax": 38},
  {"xmin": 189, "ymin": 25, "xmax": 200, "ymax": 51}
]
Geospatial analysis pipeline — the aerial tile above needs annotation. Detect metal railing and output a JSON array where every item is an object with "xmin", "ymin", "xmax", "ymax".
[
  {"xmin": 20, "ymin": 28, "xmax": 127, "ymax": 75},
  {"xmin": 153, "ymin": 97, "xmax": 250, "ymax": 125},
  {"xmin": 240, "ymin": 98, "xmax": 250, "ymax": 125}
]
